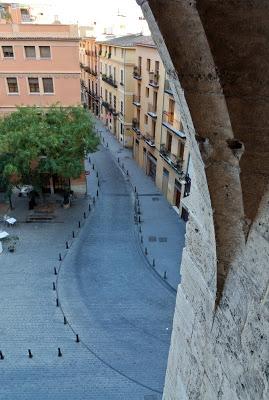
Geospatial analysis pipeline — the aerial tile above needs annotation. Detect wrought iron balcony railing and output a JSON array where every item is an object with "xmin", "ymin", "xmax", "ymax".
[
  {"xmin": 132, "ymin": 95, "xmax": 141, "ymax": 107},
  {"xmin": 147, "ymin": 103, "xmax": 157, "ymax": 118},
  {"xmin": 102, "ymin": 74, "xmax": 117, "ymax": 88},
  {"xmin": 149, "ymin": 71, "xmax": 159, "ymax": 87},
  {"xmin": 162, "ymin": 111, "xmax": 185, "ymax": 138},
  {"xmin": 133, "ymin": 66, "xmax": 142, "ymax": 80}
]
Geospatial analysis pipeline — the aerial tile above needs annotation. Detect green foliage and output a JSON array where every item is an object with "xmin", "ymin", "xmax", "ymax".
[{"xmin": 0, "ymin": 105, "xmax": 99, "ymax": 190}]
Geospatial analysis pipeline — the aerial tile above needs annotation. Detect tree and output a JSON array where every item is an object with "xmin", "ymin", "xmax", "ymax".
[{"xmin": 0, "ymin": 105, "xmax": 99, "ymax": 203}]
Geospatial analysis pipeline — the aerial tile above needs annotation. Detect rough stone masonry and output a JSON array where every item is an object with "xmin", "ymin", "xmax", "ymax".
[{"xmin": 137, "ymin": 1, "xmax": 269, "ymax": 399}]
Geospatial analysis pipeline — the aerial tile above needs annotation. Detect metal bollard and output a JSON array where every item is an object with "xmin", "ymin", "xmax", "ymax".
[
  {"xmin": 76, "ymin": 334, "xmax": 80, "ymax": 343},
  {"xmin": 59, "ymin": 253, "xmax": 62, "ymax": 261},
  {"xmin": 163, "ymin": 271, "xmax": 167, "ymax": 280},
  {"xmin": 72, "ymin": 230, "xmax": 75, "ymax": 238},
  {"xmin": 65, "ymin": 241, "xmax": 69, "ymax": 249},
  {"xmin": 56, "ymin": 298, "xmax": 59, "ymax": 307},
  {"xmin": 53, "ymin": 282, "xmax": 56, "ymax": 291},
  {"xmin": 83, "ymin": 212, "xmax": 86, "ymax": 219},
  {"xmin": 141, "ymin": 236, "xmax": 143, "ymax": 244},
  {"xmin": 139, "ymin": 226, "xmax": 142, "ymax": 233},
  {"xmin": 92, "ymin": 164, "xmax": 95, "ymax": 170},
  {"xmin": 54, "ymin": 267, "xmax": 58, "ymax": 275},
  {"xmin": 118, "ymin": 157, "xmax": 120, "ymax": 163},
  {"xmin": 152, "ymin": 259, "xmax": 155, "ymax": 268},
  {"xmin": 64, "ymin": 316, "xmax": 67, "ymax": 325},
  {"xmin": 138, "ymin": 216, "xmax": 141, "ymax": 223},
  {"xmin": 28, "ymin": 349, "xmax": 33, "ymax": 359},
  {"xmin": 88, "ymin": 204, "xmax": 91, "ymax": 212},
  {"xmin": 96, "ymin": 190, "xmax": 99, "ymax": 197},
  {"xmin": 78, "ymin": 221, "xmax": 81, "ymax": 228},
  {"xmin": 126, "ymin": 170, "xmax": 129, "ymax": 176},
  {"xmin": 134, "ymin": 186, "xmax": 137, "ymax": 192},
  {"xmin": 96, "ymin": 171, "xmax": 98, "ymax": 178},
  {"xmin": 0, "ymin": 351, "xmax": 4, "ymax": 360},
  {"xmin": 58, "ymin": 348, "xmax": 62, "ymax": 357},
  {"xmin": 145, "ymin": 247, "xmax": 148, "ymax": 256}
]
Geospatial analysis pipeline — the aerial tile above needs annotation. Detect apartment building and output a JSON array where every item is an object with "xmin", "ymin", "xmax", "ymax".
[
  {"xmin": 132, "ymin": 38, "xmax": 191, "ymax": 219},
  {"xmin": 96, "ymin": 34, "xmax": 146, "ymax": 147},
  {"xmin": 80, "ymin": 36, "xmax": 100, "ymax": 116},
  {"xmin": 0, "ymin": 3, "xmax": 81, "ymax": 114}
]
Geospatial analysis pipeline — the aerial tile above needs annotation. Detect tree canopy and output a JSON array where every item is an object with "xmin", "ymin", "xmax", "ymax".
[{"xmin": 0, "ymin": 105, "xmax": 99, "ymax": 193}]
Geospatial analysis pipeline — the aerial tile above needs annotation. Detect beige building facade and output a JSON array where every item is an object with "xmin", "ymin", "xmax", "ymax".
[
  {"xmin": 97, "ymin": 35, "xmax": 146, "ymax": 148},
  {"xmin": 132, "ymin": 40, "xmax": 191, "ymax": 218}
]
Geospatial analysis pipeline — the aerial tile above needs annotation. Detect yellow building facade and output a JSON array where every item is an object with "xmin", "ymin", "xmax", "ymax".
[
  {"xmin": 97, "ymin": 35, "xmax": 146, "ymax": 147},
  {"xmin": 132, "ymin": 39, "xmax": 191, "ymax": 217}
]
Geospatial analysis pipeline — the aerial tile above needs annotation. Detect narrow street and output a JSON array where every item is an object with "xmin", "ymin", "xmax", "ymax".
[{"xmin": 0, "ymin": 123, "xmax": 185, "ymax": 399}]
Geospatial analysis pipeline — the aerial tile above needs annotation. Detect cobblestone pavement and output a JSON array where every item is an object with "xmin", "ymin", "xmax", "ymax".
[
  {"xmin": 92, "ymin": 116, "xmax": 186, "ymax": 290},
  {"xmin": 0, "ymin": 120, "xmax": 185, "ymax": 399}
]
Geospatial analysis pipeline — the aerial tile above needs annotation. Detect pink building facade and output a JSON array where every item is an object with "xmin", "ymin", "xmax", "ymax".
[{"xmin": 0, "ymin": 4, "xmax": 81, "ymax": 114}]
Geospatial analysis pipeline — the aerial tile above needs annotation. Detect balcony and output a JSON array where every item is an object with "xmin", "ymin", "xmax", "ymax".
[
  {"xmin": 132, "ymin": 118, "xmax": 140, "ymax": 134},
  {"xmin": 149, "ymin": 71, "xmax": 159, "ymax": 88},
  {"xmin": 162, "ymin": 112, "xmax": 186, "ymax": 138},
  {"xmin": 147, "ymin": 103, "xmax": 157, "ymax": 119},
  {"xmin": 102, "ymin": 101, "xmax": 118, "ymax": 116},
  {"xmin": 102, "ymin": 74, "xmax": 118, "ymax": 88},
  {"xmin": 164, "ymin": 79, "xmax": 173, "ymax": 96},
  {"xmin": 160, "ymin": 145, "xmax": 184, "ymax": 175},
  {"xmin": 144, "ymin": 133, "xmax": 155, "ymax": 148},
  {"xmin": 133, "ymin": 66, "xmax": 142, "ymax": 80},
  {"xmin": 133, "ymin": 95, "xmax": 141, "ymax": 107}
]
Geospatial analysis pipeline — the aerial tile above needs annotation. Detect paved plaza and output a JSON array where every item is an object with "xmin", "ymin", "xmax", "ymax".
[{"xmin": 0, "ymin": 118, "xmax": 186, "ymax": 399}]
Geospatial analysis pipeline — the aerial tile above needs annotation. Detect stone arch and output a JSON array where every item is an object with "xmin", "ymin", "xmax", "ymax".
[{"xmin": 137, "ymin": 1, "xmax": 269, "ymax": 399}]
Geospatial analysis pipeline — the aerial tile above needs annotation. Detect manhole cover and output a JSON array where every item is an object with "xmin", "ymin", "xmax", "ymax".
[
  {"xmin": 152, "ymin": 197, "xmax": 159, "ymax": 201},
  {"xmin": 159, "ymin": 237, "xmax": 167, "ymax": 242},
  {"xmin": 148, "ymin": 236, "xmax": 157, "ymax": 242}
]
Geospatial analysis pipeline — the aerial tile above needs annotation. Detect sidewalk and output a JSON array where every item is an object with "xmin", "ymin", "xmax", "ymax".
[{"xmin": 92, "ymin": 116, "xmax": 186, "ymax": 290}]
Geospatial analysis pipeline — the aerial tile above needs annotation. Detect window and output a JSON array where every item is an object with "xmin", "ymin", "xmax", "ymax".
[
  {"xmin": 100, "ymin": 62, "xmax": 102, "ymax": 73},
  {"xmin": 28, "ymin": 77, "xmax": 39, "ymax": 93},
  {"xmin": 120, "ymin": 69, "xmax": 124, "ymax": 84},
  {"xmin": 20, "ymin": 8, "xmax": 31, "ymax": 22},
  {"xmin": 146, "ymin": 87, "xmax": 149, "ymax": 97},
  {"xmin": 7, "ymin": 77, "xmax": 18, "ymax": 93},
  {"xmin": 155, "ymin": 60, "xmax": 160, "ymax": 73},
  {"xmin": 152, "ymin": 120, "xmax": 156, "ymax": 139},
  {"xmin": 2, "ymin": 46, "xmax": 14, "ymax": 58},
  {"xmin": 113, "ymin": 95, "xmax": 116, "ymax": 109},
  {"xmin": 109, "ymin": 92, "xmax": 112, "ymax": 105},
  {"xmin": 42, "ymin": 78, "xmax": 54, "ymax": 93},
  {"xmin": 120, "ymin": 101, "xmax": 123, "ymax": 114},
  {"xmin": 105, "ymin": 89, "xmax": 107, "ymax": 101},
  {"xmin": 146, "ymin": 58, "xmax": 151, "ymax": 71},
  {"xmin": 121, "ymin": 48, "xmax": 124, "ymax": 58},
  {"xmin": 24, "ymin": 46, "xmax": 36, "ymax": 58},
  {"xmin": 39, "ymin": 46, "xmax": 51, "ymax": 58},
  {"xmin": 114, "ymin": 47, "xmax": 116, "ymax": 56}
]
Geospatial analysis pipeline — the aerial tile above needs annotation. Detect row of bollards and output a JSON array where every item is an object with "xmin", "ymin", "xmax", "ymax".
[
  {"xmin": 0, "ymin": 346, "xmax": 81, "ymax": 360},
  {"xmin": 49, "ymin": 158, "xmax": 100, "ymax": 362}
]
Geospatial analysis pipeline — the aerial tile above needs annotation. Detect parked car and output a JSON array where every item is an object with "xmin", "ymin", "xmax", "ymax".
[{"xmin": 18, "ymin": 185, "xmax": 33, "ymax": 197}]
